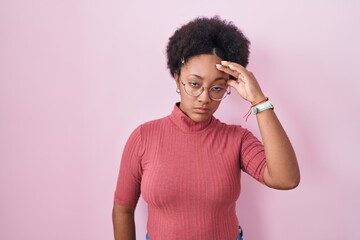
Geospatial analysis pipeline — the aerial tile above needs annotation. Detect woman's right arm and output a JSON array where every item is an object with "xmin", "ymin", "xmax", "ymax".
[{"xmin": 112, "ymin": 202, "xmax": 136, "ymax": 240}]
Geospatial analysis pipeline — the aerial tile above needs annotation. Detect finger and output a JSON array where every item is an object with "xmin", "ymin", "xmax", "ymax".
[
  {"xmin": 226, "ymin": 79, "xmax": 239, "ymax": 88},
  {"xmin": 220, "ymin": 61, "xmax": 249, "ymax": 77},
  {"xmin": 215, "ymin": 64, "xmax": 239, "ymax": 79},
  {"xmin": 227, "ymin": 64, "xmax": 249, "ymax": 79},
  {"xmin": 221, "ymin": 61, "xmax": 246, "ymax": 70},
  {"xmin": 227, "ymin": 78, "xmax": 247, "ymax": 88}
]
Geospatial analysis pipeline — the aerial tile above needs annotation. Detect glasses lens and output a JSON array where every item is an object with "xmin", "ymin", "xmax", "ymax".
[
  {"xmin": 182, "ymin": 81, "xmax": 229, "ymax": 101},
  {"xmin": 184, "ymin": 83, "xmax": 203, "ymax": 96},
  {"xmin": 209, "ymin": 86, "xmax": 229, "ymax": 101}
]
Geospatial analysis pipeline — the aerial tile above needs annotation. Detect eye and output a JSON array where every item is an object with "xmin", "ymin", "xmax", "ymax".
[
  {"xmin": 188, "ymin": 81, "xmax": 202, "ymax": 88},
  {"xmin": 211, "ymin": 85, "xmax": 226, "ymax": 92}
]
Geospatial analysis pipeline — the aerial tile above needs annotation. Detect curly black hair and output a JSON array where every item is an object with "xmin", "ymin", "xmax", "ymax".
[{"xmin": 166, "ymin": 16, "xmax": 250, "ymax": 77}]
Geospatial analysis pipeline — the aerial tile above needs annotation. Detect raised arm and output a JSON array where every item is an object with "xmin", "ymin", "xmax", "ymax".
[
  {"xmin": 253, "ymin": 105, "xmax": 300, "ymax": 189},
  {"xmin": 216, "ymin": 61, "xmax": 300, "ymax": 189}
]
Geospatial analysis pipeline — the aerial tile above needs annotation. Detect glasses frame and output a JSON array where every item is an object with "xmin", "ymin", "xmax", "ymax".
[{"xmin": 180, "ymin": 80, "xmax": 231, "ymax": 101}]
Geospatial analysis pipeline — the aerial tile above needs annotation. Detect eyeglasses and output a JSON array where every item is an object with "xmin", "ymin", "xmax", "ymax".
[{"xmin": 180, "ymin": 80, "xmax": 231, "ymax": 101}]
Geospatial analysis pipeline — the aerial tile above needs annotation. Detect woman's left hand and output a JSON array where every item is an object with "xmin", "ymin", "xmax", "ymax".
[{"xmin": 216, "ymin": 61, "xmax": 266, "ymax": 104}]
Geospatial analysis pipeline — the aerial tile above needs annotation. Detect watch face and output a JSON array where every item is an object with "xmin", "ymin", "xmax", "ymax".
[{"xmin": 251, "ymin": 107, "xmax": 258, "ymax": 115}]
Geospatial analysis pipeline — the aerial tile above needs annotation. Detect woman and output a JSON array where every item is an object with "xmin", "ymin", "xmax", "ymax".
[{"xmin": 113, "ymin": 16, "xmax": 300, "ymax": 240}]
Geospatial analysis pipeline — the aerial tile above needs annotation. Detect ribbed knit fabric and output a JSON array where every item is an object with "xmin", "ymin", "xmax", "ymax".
[{"xmin": 114, "ymin": 103, "xmax": 267, "ymax": 240}]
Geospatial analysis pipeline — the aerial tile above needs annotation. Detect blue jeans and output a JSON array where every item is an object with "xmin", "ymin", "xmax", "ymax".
[{"xmin": 146, "ymin": 226, "xmax": 244, "ymax": 240}]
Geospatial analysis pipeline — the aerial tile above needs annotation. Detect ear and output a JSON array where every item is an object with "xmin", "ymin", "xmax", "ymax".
[{"xmin": 173, "ymin": 72, "xmax": 180, "ymax": 88}]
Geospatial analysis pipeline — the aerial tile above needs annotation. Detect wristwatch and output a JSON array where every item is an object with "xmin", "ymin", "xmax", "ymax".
[{"xmin": 251, "ymin": 99, "xmax": 274, "ymax": 115}]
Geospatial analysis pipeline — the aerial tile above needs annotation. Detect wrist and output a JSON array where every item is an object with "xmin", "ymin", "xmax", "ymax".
[
  {"xmin": 243, "ymin": 97, "xmax": 274, "ymax": 121},
  {"xmin": 251, "ymin": 98, "xmax": 274, "ymax": 115},
  {"xmin": 251, "ymin": 95, "xmax": 267, "ymax": 106}
]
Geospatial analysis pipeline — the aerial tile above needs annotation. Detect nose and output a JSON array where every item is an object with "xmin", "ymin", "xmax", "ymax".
[{"xmin": 197, "ymin": 87, "xmax": 211, "ymax": 103}]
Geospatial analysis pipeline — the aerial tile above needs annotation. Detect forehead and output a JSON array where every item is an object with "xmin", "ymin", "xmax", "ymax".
[{"xmin": 182, "ymin": 54, "xmax": 228, "ymax": 80}]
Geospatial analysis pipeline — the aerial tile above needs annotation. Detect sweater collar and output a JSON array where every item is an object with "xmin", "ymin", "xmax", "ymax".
[{"xmin": 168, "ymin": 103, "xmax": 215, "ymax": 133}]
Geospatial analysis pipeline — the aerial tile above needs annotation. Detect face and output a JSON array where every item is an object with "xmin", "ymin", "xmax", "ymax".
[{"xmin": 174, "ymin": 54, "xmax": 229, "ymax": 122}]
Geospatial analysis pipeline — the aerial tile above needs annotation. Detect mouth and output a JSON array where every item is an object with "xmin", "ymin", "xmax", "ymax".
[{"xmin": 193, "ymin": 107, "xmax": 211, "ymax": 114}]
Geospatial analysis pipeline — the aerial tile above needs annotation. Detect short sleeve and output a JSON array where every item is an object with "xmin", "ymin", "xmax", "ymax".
[
  {"xmin": 240, "ymin": 129, "xmax": 267, "ymax": 184},
  {"xmin": 114, "ymin": 126, "xmax": 144, "ymax": 207}
]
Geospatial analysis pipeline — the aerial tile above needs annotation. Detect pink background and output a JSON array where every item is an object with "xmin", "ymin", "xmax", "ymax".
[{"xmin": 1, "ymin": 0, "xmax": 359, "ymax": 239}]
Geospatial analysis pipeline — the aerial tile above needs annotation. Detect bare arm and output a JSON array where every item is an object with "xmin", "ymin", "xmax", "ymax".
[
  {"xmin": 255, "ymin": 108, "xmax": 300, "ymax": 189},
  {"xmin": 216, "ymin": 61, "xmax": 300, "ymax": 189},
  {"xmin": 112, "ymin": 202, "xmax": 136, "ymax": 240}
]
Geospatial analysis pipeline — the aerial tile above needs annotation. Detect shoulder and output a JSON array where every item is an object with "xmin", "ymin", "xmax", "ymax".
[
  {"xmin": 138, "ymin": 116, "xmax": 168, "ymax": 131},
  {"xmin": 128, "ymin": 116, "xmax": 169, "ymax": 140},
  {"xmin": 124, "ymin": 116, "xmax": 168, "ymax": 152}
]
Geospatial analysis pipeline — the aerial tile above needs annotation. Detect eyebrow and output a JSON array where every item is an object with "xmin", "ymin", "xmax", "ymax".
[{"xmin": 187, "ymin": 74, "xmax": 228, "ymax": 81}]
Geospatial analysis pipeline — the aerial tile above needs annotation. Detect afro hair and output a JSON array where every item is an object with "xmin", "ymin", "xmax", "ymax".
[{"xmin": 166, "ymin": 16, "xmax": 250, "ymax": 77}]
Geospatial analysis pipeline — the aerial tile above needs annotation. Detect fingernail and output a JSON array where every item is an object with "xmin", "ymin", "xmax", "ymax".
[
  {"xmin": 215, "ymin": 64, "xmax": 222, "ymax": 68},
  {"xmin": 228, "ymin": 64, "xmax": 234, "ymax": 68},
  {"xmin": 221, "ymin": 61, "xmax": 228, "ymax": 64}
]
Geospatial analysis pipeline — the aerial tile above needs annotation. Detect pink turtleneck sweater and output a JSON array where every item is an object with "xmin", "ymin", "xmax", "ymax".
[{"xmin": 114, "ymin": 104, "xmax": 266, "ymax": 240}]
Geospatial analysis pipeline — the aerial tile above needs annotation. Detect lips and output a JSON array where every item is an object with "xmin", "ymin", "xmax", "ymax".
[{"xmin": 194, "ymin": 107, "xmax": 210, "ymax": 114}]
